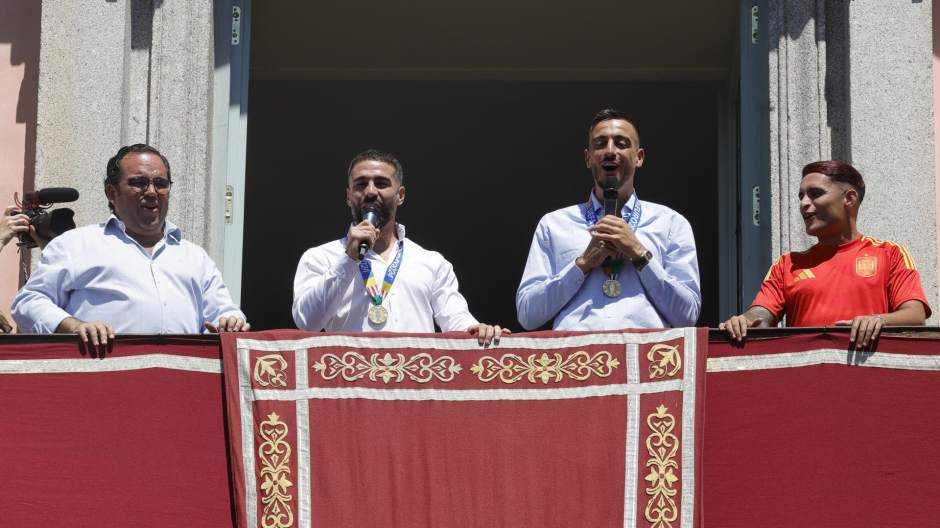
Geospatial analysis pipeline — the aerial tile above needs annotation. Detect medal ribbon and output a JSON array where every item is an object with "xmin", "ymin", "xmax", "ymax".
[
  {"xmin": 357, "ymin": 240, "xmax": 405, "ymax": 307},
  {"xmin": 584, "ymin": 192, "xmax": 642, "ymax": 281}
]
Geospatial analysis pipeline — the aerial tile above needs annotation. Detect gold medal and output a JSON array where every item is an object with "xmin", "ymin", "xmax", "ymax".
[
  {"xmin": 368, "ymin": 305, "xmax": 388, "ymax": 325},
  {"xmin": 602, "ymin": 279, "xmax": 622, "ymax": 298}
]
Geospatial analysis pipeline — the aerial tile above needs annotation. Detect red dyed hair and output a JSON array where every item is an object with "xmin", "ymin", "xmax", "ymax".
[{"xmin": 802, "ymin": 160, "xmax": 866, "ymax": 203}]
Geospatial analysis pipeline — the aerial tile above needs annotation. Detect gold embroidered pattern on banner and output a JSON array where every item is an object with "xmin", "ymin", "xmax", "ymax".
[
  {"xmin": 312, "ymin": 352, "xmax": 462, "ymax": 384},
  {"xmin": 258, "ymin": 412, "xmax": 294, "ymax": 528},
  {"xmin": 254, "ymin": 354, "xmax": 289, "ymax": 388},
  {"xmin": 470, "ymin": 351, "xmax": 619, "ymax": 384},
  {"xmin": 644, "ymin": 405, "xmax": 679, "ymax": 528},
  {"xmin": 647, "ymin": 344, "xmax": 682, "ymax": 379}
]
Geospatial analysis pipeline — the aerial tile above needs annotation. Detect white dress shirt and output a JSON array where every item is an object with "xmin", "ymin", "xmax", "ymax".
[
  {"xmin": 12, "ymin": 216, "xmax": 245, "ymax": 334},
  {"xmin": 516, "ymin": 192, "xmax": 701, "ymax": 330},
  {"xmin": 292, "ymin": 223, "xmax": 479, "ymax": 333}
]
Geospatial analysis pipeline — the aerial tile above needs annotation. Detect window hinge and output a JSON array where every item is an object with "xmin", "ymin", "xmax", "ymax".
[
  {"xmin": 751, "ymin": 6, "xmax": 758, "ymax": 44},
  {"xmin": 232, "ymin": 6, "xmax": 241, "ymax": 45}
]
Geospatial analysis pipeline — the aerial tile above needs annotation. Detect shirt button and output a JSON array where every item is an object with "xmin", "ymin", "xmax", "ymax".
[
  {"xmin": 643, "ymin": 278, "xmax": 647, "ymax": 283},
  {"xmin": 163, "ymin": 301, "xmax": 168, "ymax": 306}
]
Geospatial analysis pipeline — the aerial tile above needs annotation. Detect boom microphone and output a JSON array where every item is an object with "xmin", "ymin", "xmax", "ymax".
[
  {"xmin": 603, "ymin": 176, "xmax": 619, "ymax": 217},
  {"xmin": 358, "ymin": 203, "xmax": 380, "ymax": 261},
  {"xmin": 24, "ymin": 187, "xmax": 80, "ymax": 205}
]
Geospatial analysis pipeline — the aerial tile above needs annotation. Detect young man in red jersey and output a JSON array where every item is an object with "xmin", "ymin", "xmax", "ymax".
[{"xmin": 720, "ymin": 161, "xmax": 930, "ymax": 348}]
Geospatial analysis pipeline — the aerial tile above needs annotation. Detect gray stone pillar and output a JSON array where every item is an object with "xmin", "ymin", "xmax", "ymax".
[
  {"xmin": 847, "ymin": 0, "xmax": 938, "ymax": 323},
  {"xmin": 148, "ymin": 0, "xmax": 216, "ymax": 248},
  {"xmin": 35, "ymin": 1, "xmax": 128, "ymax": 224},
  {"xmin": 767, "ymin": 0, "xmax": 848, "ymax": 259},
  {"xmin": 35, "ymin": 0, "xmax": 217, "ymax": 255}
]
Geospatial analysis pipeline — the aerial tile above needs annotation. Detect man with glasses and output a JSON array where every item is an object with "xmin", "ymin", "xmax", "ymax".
[{"xmin": 12, "ymin": 144, "xmax": 248, "ymax": 343}]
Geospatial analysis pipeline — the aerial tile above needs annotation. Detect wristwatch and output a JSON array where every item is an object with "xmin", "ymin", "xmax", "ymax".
[{"xmin": 632, "ymin": 250, "xmax": 653, "ymax": 271}]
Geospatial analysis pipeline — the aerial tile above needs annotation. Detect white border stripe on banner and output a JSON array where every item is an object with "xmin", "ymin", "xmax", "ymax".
[
  {"xmin": 0, "ymin": 354, "xmax": 221, "ymax": 374},
  {"xmin": 237, "ymin": 348, "xmax": 258, "ymax": 528},
  {"xmin": 680, "ymin": 327, "xmax": 697, "ymax": 528},
  {"xmin": 707, "ymin": 348, "xmax": 940, "ymax": 373},
  {"xmin": 623, "ymin": 393, "xmax": 640, "ymax": 528},
  {"xmin": 627, "ymin": 344, "xmax": 640, "ymax": 384},
  {"xmin": 236, "ymin": 329, "xmax": 688, "ymax": 353},
  {"xmin": 253, "ymin": 379, "xmax": 683, "ymax": 402},
  {"xmin": 295, "ymin": 348, "xmax": 312, "ymax": 528}
]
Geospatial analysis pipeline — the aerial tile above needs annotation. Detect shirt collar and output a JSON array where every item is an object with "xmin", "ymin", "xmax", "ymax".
[
  {"xmin": 106, "ymin": 214, "xmax": 181, "ymax": 243},
  {"xmin": 587, "ymin": 189, "xmax": 637, "ymax": 218}
]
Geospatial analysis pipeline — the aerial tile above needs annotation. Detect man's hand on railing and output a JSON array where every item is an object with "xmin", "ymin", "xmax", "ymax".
[
  {"xmin": 718, "ymin": 306, "xmax": 775, "ymax": 342},
  {"xmin": 468, "ymin": 323, "xmax": 510, "ymax": 347},
  {"xmin": 205, "ymin": 316, "xmax": 251, "ymax": 333},
  {"xmin": 56, "ymin": 316, "xmax": 115, "ymax": 346}
]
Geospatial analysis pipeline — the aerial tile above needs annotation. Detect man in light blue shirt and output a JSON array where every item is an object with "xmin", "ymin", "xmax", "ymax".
[
  {"xmin": 516, "ymin": 109, "xmax": 701, "ymax": 331},
  {"xmin": 12, "ymin": 144, "xmax": 248, "ymax": 344}
]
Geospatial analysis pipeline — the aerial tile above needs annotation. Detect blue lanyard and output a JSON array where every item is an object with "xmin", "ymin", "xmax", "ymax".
[
  {"xmin": 357, "ymin": 240, "xmax": 404, "ymax": 306},
  {"xmin": 585, "ymin": 192, "xmax": 642, "ymax": 231}
]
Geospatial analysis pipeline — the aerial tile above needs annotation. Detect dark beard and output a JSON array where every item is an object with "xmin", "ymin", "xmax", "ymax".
[{"xmin": 351, "ymin": 201, "xmax": 391, "ymax": 229}]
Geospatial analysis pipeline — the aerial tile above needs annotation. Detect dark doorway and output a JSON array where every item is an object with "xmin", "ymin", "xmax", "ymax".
[{"xmin": 241, "ymin": 80, "xmax": 721, "ymax": 331}]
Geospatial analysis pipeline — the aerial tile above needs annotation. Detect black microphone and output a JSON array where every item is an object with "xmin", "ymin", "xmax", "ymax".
[
  {"xmin": 24, "ymin": 187, "xmax": 80, "ymax": 205},
  {"xmin": 358, "ymin": 204, "xmax": 380, "ymax": 261},
  {"xmin": 602, "ymin": 176, "xmax": 619, "ymax": 217}
]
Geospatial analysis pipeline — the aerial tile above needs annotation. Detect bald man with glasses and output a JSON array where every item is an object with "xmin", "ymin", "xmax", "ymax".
[{"xmin": 13, "ymin": 144, "xmax": 248, "ymax": 342}]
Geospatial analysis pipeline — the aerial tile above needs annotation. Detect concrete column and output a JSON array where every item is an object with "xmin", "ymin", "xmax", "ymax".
[
  {"xmin": 35, "ymin": 1, "xmax": 129, "ymax": 225},
  {"xmin": 767, "ymin": 0, "xmax": 848, "ymax": 259},
  {"xmin": 847, "ymin": 0, "xmax": 938, "ymax": 322},
  {"xmin": 148, "ymin": 0, "xmax": 216, "ymax": 250},
  {"xmin": 35, "ymin": 0, "xmax": 218, "ymax": 256}
]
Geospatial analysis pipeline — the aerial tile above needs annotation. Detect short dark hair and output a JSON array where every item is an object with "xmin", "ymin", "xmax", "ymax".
[
  {"xmin": 588, "ymin": 109, "xmax": 640, "ymax": 147},
  {"xmin": 105, "ymin": 144, "xmax": 171, "ymax": 211},
  {"xmin": 802, "ymin": 160, "xmax": 865, "ymax": 204},
  {"xmin": 347, "ymin": 149, "xmax": 404, "ymax": 185}
]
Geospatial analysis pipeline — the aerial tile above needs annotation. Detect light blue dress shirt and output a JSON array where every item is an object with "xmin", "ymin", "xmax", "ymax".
[
  {"xmin": 12, "ymin": 216, "xmax": 245, "ymax": 334},
  {"xmin": 516, "ymin": 192, "xmax": 701, "ymax": 330}
]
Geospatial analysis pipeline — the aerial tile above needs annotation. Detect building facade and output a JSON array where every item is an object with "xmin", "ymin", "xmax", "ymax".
[{"xmin": 0, "ymin": 0, "xmax": 937, "ymax": 327}]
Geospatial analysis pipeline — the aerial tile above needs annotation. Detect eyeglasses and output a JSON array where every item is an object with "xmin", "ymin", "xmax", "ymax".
[{"xmin": 124, "ymin": 176, "xmax": 173, "ymax": 194}]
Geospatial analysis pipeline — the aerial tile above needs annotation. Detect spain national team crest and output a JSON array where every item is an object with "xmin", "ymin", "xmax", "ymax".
[{"xmin": 856, "ymin": 255, "xmax": 877, "ymax": 277}]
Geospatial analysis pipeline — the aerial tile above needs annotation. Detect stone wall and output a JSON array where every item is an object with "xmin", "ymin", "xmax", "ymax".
[{"xmin": 34, "ymin": 0, "xmax": 218, "ymax": 258}]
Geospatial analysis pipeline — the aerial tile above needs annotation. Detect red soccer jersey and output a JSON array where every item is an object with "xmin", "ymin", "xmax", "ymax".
[{"xmin": 751, "ymin": 236, "xmax": 932, "ymax": 327}]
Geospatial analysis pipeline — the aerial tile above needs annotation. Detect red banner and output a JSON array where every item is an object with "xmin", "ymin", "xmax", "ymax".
[
  {"xmin": 222, "ymin": 328, "xmax": 707, "ymax": 528},
  {"xmin": 704, "ymin": 332, "xmax": 940, "ymax": 526},
  {"xmin": 7, "ymin": 329, "xmax": 933, "ymax": 526},
  {"xmin": 0, "ymin": 337, "xmax": 234, "ymax": 527}
]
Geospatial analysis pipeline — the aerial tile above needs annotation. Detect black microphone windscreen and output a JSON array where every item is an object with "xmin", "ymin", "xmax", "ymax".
[
  {"xmin": 28, "ymin": 187, "xmax": 80, "ymax": 205},
  {"xmin": 602, "ymin": 177, "xmax": 619, "ymax": 198}
]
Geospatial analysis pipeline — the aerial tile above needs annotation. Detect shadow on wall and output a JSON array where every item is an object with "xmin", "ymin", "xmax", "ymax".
[
  {"xmin": 0, "ymin": 0, "xmax": 41, "ymax": 290},
  {"xmin": 0, "ymin": 0, "xmax": 40, "ymax": 197},
  {"xmin": 768, "ymin": 0, "xmax": 849, "ymax": 162}
]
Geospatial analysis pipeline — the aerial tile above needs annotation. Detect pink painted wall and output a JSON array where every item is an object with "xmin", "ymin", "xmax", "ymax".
[
  {"xmin": 935, "ymin": 0, "xmax": 940, "ymax": 314},
  {"xmin": 0, "ymin": 0, "xmax": 40, "ymax": 329}
]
